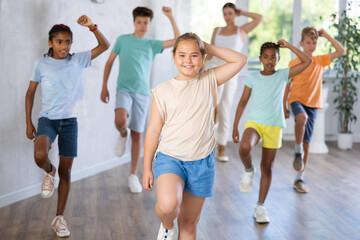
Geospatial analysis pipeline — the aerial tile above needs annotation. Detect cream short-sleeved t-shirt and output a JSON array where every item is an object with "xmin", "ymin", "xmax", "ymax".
[{"xmin": 151, "ymin": 69, "xmax": 218, "ymax": 161}]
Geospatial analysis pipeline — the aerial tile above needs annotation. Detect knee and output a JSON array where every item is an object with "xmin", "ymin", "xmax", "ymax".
[
  {"xmin": 156, "ymin": 198, "xmax": 180, "ymax": 216},
  {"xmin": 179, "ymin": 217, "xmax": 199, "ymax": 234},
  {"xmin": 296, "ymin": 113, "xmax": 308, "ymax": 126},
  {"xmin": 303, "ymin": 142, "xmax": 310, "ymax": 151},
  {"xmin": 115, "ymin": 117, "xmax": 126, "ymax": 130},
  {"xmin": 260, "ymin": 162, "xmax": 273, "ymax": 176},
  {"xmin": 239, "ymin": 142, "xmax": 252, "ymax": 157},
  {"xmin": 34, "ymin": 150, "xmax": 48, "ymax": 165},
  {"xmin": 58, "ymin": 167, "xmax": 71, "ymax": 182},
  {"xmin": 131, "ymin": 132, "xmax": 142, "ymax": 143}
]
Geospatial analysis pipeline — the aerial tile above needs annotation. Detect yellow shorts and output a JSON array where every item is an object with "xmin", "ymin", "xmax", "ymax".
[{"xmin": 244, "ymin": 120, "xmax": 283, "ymax": 149}]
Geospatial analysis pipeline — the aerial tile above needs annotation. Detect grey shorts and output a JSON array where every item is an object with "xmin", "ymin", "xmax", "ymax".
[{"xmin": 115, "ymin": 89, "xmax": 151, "ymax": 133}]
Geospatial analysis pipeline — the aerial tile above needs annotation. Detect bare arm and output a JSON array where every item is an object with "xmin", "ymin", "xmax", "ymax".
[
  {"xmin": 283, "ymin": 81, "xmax": 291, "ymax": 119},
  {"xmin": 161, "ymin": 7, "xmax": 181, "ymax": 49},
  {"xmin": 101, "ymin": 51, "xmax": 117, "ymax": 103},
  {"xmin": 319, "ymin": 29, "xmax": 344, "ymax": 61},
  {"xmin": 143, "ymin": 98, "xmax": 164, "ymax": 191},
  {"xmin": 238, "ymin": 10, "xmax": 263, "ymax": 34},
  {"xmin": 204, "ymin": 42, "xmax": 247, "ymax": 86},
  {"xmin": 77, "ymin": 15, "xmax": 110, "ymax": 60},
  {"xmin": 232, "ymin": 86, "xmax": 251, "ymax": 143},
  {"xmin": 278, "ymin": 39, "xmax": 312, "ymax": 79},
  {"xmin": 25, "ymin": 81, "xmax": 39, "ymax": 140},
  {"xmin": 206, "ymin": 27, "xmax": 219, "ymax": 61}
]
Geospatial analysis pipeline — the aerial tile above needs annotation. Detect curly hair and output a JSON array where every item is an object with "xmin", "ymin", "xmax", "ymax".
[{"xmin": 260, "ymin": 42, "xmax": 280, "ymax": 56}]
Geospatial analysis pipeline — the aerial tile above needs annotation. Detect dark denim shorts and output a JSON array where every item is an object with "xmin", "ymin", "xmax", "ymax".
[
  {"xmin": 290, "ymin": 101, "xmax": 317, "ymax": 143},
  {"xmin": 36, "ymin": 117, "xmax": 78, "ymax": 158}
]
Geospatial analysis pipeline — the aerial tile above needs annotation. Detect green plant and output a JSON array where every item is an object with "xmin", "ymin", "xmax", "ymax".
[{"xmin": 329, "ymin": 7, "xmax": 360, "ymax": 133}]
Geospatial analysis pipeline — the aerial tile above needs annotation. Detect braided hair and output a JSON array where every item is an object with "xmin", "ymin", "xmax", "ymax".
[
  {"xmin": 260, "ymin": 42, "xmax": 280, "ymax": 56},
  {"xmin": 45, "ymin": 24, "xmax": 73, "ymax": 57}
]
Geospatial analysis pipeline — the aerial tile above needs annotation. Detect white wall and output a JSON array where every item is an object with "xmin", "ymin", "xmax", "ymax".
[{"xmin": 0, "ymin": 0, "xmax": 183, "ymax": 208}]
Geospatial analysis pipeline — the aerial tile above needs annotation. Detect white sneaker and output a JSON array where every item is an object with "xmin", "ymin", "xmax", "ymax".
[
  {"xmin": 115, "ymin": 129, "xmax": 129, "ymax": 157},
  {"xmin": 239, "ymin": 168, "xmax": 255, "ymax": 193},
  {"xmin": 253, "ymin": 205, "xmax": 270, "ymax": 223},
  {"xmin": 157, "ymin": 223, "xmax": 175, "ymax": 240},
  {"xmin": 128, "ymin": 174, "xmax": 142, "ymax": 193},
  {"xmin": 51, "ymin": 215, "xmax": 70, "ymax": 237}
]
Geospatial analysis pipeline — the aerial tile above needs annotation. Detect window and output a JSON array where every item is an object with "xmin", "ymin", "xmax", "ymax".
[
  {"xmin": 301, "ymin": 0, "xmax": 339, "ymax": 56},
  {"xmin": 190, "ymin": 0, "xmax": 231, "ymax": 43},
  {"xmin": 190, "ymin": 0, "xmax": 345, "ymax": 70},
  {"xmin": 248, "ymin": 0, "xmax": 294, "ymax": 69}
]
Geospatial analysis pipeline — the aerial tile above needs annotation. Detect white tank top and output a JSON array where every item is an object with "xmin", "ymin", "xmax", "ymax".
[
  {"xmin": 208, "ymin": 27, "xmax": 245, "ymax": 67},
  {"xmin": 214, "ymin": 27, "xmax": 244, "ymax": 52}
]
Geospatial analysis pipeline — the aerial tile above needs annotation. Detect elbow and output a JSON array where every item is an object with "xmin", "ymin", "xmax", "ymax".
[
  {"xmin": 258, "ymin": 15, "xmax": 263, "ymax": 22},
  {"xmin": 103, "ymin": 41, "xmax": 110, "ymax": 50},
  {"xmin": 306, "ymin": 57, "xmax": 312, "ymax": 67},
  {"xmin": 339, "ymin": 47, "xmax": 345, "ymax": 56}
]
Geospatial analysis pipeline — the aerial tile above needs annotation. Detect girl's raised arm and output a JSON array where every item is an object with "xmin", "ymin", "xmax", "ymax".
[
  {"xmin": 278, "ymin": 39, "xmax": 312, "ymax": 79},
  {"xmin": 77, "ymin": 15, "xmax": 110, "ymax": 60},
  {"xmin": 205, "ymin": 42, "xmax": 247, "ymax": 86}
]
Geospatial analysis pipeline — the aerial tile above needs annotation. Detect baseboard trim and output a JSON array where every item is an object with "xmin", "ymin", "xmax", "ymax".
[{"xmin": 0, "ymin": 153, "xmax": 133, "ymax": 209}]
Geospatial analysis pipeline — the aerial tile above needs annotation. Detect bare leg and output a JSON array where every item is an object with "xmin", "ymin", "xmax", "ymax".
[
  {"xmin": 177, "ymin": 192, "xmax": 206, "ymax": 240},
  {"xmin": 56, "ymin": 156, "xmax": 74, "ymax": 215},
  {"xmin": 294, "ymin": 112, "xmax": 307, "ymax": 145},
  {"xmin": 239, "ymin": 128, "xmax": 261, "ymax": 169},
  {"xmin": 302, "ymin": 141, "xmax": 310, "ymax": 169},
  {"xmin": 130, "ymin": 131, "xmax": 142, "ymax": 175},
  {"xmin": 258, "ymin": 147, "xmax": 277, "ymax": 203},
  {"xmin": 34, "ymin": 136, "xmax": 56, "ymax": 175},
  {"xmin": 115, "ymin": 108, "xmax": 128, "ymax": 137},
  {"xmin": 155, "ymin": 173, "xmax": 184, "ymax": 229}
]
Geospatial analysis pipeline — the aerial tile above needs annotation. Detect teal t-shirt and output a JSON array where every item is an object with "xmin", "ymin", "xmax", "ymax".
[
  {"xmin": 112, "ymin": 34, "xmax": 164, "ymax": 95},
  {"xmin": 244, "ymin": 68, "xmax": 290, "ymax": 128}
]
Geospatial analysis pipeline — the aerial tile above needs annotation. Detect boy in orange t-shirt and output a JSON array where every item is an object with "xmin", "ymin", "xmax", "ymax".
[{"xmin": 283, "ymin": 27, "xmax": 344, "ymax": 193}]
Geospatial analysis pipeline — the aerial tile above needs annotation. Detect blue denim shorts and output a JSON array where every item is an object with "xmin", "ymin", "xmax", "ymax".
[
  {"xmin": 115, "ymin": 89, "xmax": 151, "ymax": 133},
  {"xmin": 154, "ymin": 150, "xmax": 215, "ymax": 198},
  {"xmin": 290, "ymin": 101, "xmax": 318, "ymax": 143},
  {"xmin": 36, "ymin": 117, "xmax": 78, "ymax": 158}
]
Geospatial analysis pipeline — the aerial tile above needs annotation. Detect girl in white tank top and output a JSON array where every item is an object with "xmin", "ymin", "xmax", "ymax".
[{"xmin": 207, "ymin": 2, "xmax": 263, "ymax": 162}]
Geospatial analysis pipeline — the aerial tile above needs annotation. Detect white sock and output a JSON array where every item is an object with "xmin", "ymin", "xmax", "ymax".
[
  {"xmin": 295, "ymin": 171, "xmax": 304, "ymax": 181},
  {"xmin": 295, "ymin": 143, "xmax": 303, "ymax": 153}
]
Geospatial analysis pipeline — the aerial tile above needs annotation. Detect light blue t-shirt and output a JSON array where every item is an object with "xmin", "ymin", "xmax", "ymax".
[
  {"xmin": 30, "ymin": 51, "xmax": 91, "ymax": 120},
  {"xmin": 244, "ymin": 68, "xmax": 290, "ymax": 128},
  {"xmin": 112, "ymin": 34, "xmax": 164, "ymax": 95}
]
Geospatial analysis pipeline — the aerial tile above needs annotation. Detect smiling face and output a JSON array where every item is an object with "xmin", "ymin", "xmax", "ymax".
[
  {"xmin": 173, "ymin": 40, "xmax": 205, "ymax": 80},
  {"xmin": 223, "ymin": 7, "xmax": 236, "ymax": 25},
  {"xmin": 259, "ymin": 48, "xmax": 279, "ymax": 73},
  {"xmin": 300, "ymin": 36, "xmax": 317, "ymax": 55},
  {"xmin": 48, "ymin": 32, "xmax": 72, "ymax": 59},
  {"xmin": 133, "ymin": 16, "xmax": 151, "ymax": 38}
]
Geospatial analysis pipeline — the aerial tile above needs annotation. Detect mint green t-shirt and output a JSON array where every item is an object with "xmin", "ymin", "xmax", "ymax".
[
  {"xmin": 244, "ymin": 68, "xmax": 290, "ymax": 128},
  {"xmin": 112, "ymin": 34, "xmax": 164, "ymax": 95}
]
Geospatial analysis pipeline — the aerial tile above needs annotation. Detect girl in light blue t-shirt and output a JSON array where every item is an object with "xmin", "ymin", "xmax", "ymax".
[
  {"xmin": 232, "ymin": 40, "xmax": 311, "ymax": 223},
  {"xmin": 25, "ymin": 15, "xmax": 109, "ymax": 237}
]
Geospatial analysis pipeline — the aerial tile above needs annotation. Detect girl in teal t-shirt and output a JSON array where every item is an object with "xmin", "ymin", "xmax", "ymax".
[{"xmin": 232, "ymin": 40, "xmax": 311, "ymax": 223}]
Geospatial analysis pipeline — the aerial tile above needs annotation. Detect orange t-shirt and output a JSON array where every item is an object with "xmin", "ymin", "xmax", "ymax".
[{"xmin": 288, "ymin": 54, "xmax": 331, "ymax": 109}]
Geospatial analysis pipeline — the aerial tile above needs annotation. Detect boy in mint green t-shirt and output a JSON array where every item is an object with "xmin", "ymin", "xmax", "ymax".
[{"xmin": 101, "ymin": 6, "xmax": 180, "ymax": 193}]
